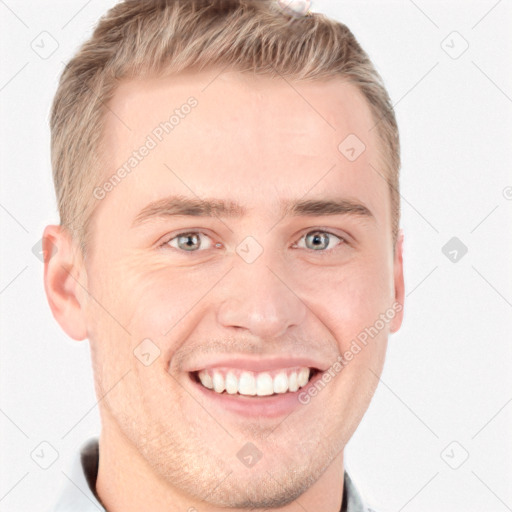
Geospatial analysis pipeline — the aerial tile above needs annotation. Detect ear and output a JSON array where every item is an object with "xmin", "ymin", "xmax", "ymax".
[
  {"xmin": 43, "ymin": 225, "xmax": 88, "ymax": 341},
  {"xmin": 389, "ymin": 228, "xmax": 405, "ymax": 334}
]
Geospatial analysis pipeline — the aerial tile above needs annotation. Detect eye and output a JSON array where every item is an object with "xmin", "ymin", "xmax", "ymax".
[
  {"xmin": 294, "ymin": 230, "xmax": 345, "ymax": 252},
  {"xmin": 164, "ymin": 231, "xmax": 216, "ymax": 252}
]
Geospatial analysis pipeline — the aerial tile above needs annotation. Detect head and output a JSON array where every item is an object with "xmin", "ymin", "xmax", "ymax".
[{"xmin": 44, "ymin": 0, "xmax": 404, "ymax": 508}]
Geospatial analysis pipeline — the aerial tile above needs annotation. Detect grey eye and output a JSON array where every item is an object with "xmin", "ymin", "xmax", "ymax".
[
  {"xmin": 298, "ymin": 231, "xmax": 342, "ymax": 251},
  {"xmin": 167, "ymin": 232, "xmax": 213, "ymax": 252},
  {"xmin": 177, "ymin": 233, "xmax": 200, "ymax": 251},
  {"xmin": 305, "ymin": 231, "xmax": 329, "ymax": 250}
]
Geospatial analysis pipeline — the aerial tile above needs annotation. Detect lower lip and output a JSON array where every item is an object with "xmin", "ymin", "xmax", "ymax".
[{"xmin": 189, "ymin": 370, "xmax": 324, "ymax": 418}]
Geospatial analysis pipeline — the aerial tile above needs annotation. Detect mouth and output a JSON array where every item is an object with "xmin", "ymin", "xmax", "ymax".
[
  {"xmin": 187, "ymin": 366, "xmax": 324, "ymax": 418},
  {"xmin": 190, "ymin": 367, "xmax": 321, "ymax": 397}
]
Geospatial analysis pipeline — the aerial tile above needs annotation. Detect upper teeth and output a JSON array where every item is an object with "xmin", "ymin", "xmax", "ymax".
[{"xmin": 197, "ymin": 367, "xmax": 311, "ymax": 396}]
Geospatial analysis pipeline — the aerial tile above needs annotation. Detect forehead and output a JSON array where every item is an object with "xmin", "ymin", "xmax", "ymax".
[{"xmin": 96, "ymin": 70, "xmax": 388, "ymax": 226}]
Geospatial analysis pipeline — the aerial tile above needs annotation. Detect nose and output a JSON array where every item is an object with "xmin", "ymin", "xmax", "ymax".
[{"xmin": 216, "ymin": 253, "xmax": 307, "ymax": 339}]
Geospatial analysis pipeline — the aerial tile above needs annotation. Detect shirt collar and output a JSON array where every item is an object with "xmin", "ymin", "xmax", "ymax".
[
  {"xmin": 50, "ymin": 438, "xmax": 105, "ymax": 512},
  {"xmin": 50, "ymin": 437, "xmax": 371, "ymax": 512}
]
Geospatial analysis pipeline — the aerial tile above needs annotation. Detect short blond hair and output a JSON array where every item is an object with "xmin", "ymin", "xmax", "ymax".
[{"xmin": 51, "ymin": 0, "xmax": 400, "ymax": 258}]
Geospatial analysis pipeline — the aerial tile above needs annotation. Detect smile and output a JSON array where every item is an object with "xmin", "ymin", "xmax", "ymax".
[{"xmin": 191, "ymin": 366, "xmax": 321, "ymax": 397}]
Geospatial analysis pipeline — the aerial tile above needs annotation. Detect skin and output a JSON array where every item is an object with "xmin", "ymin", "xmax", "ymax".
[{"xmin": 43, "ymin": 69, "xmax": 404, "ymax": 512}]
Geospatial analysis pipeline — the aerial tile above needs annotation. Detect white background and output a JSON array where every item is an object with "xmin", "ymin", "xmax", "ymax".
[{"xmin": 1, "ymin": 1, "xmax": 511, "ymax": 511}]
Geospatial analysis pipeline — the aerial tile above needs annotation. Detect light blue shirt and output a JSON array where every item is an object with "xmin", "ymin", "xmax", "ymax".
[{"xmin": 49, "ymin": 438, "xmax": 375, "ymax": 512}]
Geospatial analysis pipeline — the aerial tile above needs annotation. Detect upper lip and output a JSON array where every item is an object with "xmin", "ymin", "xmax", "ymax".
[{"xmin": 184, "ymin": 356, "xmax": 330, "ymax": 373}]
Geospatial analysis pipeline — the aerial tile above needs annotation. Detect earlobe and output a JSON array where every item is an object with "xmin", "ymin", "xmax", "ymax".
[
  {"xmin": 43, "ymin": 225, "xmax": 88, "ymax": 341},
  {"xmin": 390, "ymin": 228, "xmax": 405, "ymax": 334}
]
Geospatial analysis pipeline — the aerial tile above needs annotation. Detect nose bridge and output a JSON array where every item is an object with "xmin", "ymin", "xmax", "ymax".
[{"xmin": 216, "ymin": 248, "xmax": 306, "ymax": 338}]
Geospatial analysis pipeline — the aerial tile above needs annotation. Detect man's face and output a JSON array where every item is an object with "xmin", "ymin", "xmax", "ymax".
[{"xmin": 78, "ymin": 71, "xmax": 403, "ymax": 507}]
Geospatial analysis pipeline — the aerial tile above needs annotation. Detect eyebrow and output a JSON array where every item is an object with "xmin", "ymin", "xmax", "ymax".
[{"xmin": 131, "ymin": 194, "xmax": 375, "ymax": 227}]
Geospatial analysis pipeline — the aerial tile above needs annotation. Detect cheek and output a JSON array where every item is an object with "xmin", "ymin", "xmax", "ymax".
[
  {"xmin": 90, "ymin": 256, "xmax": 191, "ymax": 320},
  {"xmin": 292, "ymin": 254, "xmax": 393, "ymax": 347},
  {"xmin": 105, "ymin": 259, "xmax": 229, "ymax": 350},
  {"xmin": 125, "ymin": 267, "xmax": 212, "ymax": 325},
  {"xmin": 83, "ymin": 259, "xmax": 176, "ymax": 367},
  {"xmin": 313, "ymin": 258, "xmax": 391, "ymax": 427}
]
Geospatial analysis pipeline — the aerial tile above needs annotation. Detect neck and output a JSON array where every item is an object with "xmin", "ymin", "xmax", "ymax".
[{"xmin": 95, "ymin": 416, "xmax": 345, "ymax": 512}]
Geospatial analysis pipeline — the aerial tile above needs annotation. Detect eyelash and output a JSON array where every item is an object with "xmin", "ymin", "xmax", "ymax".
[{"xmin": 159, "ymin": 229, "xmax": 348, "ymax": 255}]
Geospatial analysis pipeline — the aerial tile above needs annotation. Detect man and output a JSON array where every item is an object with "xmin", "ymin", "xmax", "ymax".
[{"xmin": 43, "ymin": 0, "xmax": 404, "ymax": 510}]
